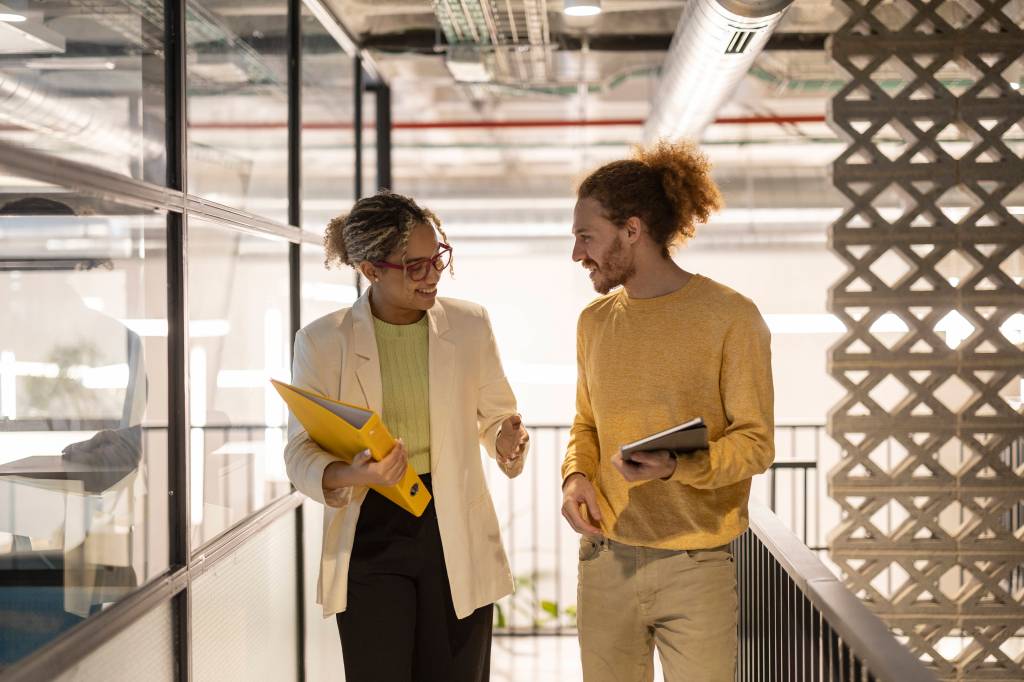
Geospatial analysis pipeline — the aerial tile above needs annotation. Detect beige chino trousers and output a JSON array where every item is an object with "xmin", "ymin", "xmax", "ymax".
[{"xmin": 577, "ymin": 537, "xmax": 738, "ymax": 682}]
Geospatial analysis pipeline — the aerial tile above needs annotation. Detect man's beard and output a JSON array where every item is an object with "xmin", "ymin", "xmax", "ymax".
[{"xmin": 586, "ymin": 236, "xmax": 635, "ymax": 295}]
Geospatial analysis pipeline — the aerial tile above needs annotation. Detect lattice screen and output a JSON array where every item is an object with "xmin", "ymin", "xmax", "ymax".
[{"xmin": 826, "ymin": 1, "xmax": 1024, "ymax": 680}]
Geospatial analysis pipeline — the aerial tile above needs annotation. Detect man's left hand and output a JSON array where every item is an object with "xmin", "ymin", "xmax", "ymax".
[{"xmin": 612, "ymin": 449, "xmax": 677, "ymax": 482}]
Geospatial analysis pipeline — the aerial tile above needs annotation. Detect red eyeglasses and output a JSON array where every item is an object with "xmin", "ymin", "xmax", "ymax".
[{"xmin": 371, "ymin": 243, "xmax": 453, "ymax": 282}]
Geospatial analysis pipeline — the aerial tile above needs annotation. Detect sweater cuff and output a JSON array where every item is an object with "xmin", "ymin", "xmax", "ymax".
[
  {"xmin": 669, "ymin": 448, "xmax": 711, "ymax": 486},
  {"xmin": 561, "ymin": 465, "xmax": 595, "ymax": 488}
]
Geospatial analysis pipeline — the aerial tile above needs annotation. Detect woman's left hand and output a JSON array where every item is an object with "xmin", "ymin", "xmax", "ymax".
[{"xmin": 496, "ymin": 414, "xmax": 528, "ymax": 478}]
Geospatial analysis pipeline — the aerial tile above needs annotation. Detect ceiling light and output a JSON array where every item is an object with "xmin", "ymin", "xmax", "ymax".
[
  {"xmin": 25, "ymin": 58, "xmax": 116, "ymax": 70},
  {"xmin": 563, "ymin": 0, "xmax": 602, "ymax": 17},
  {"xmin": 0, "ymin": 8, "xmax": 65, "ymax": 55}
]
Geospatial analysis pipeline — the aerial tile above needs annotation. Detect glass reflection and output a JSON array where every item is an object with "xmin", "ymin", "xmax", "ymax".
[
  {"xmin": 0, "ymin": 0, "xmax": 167, "ymax": 182},
  {"xmin": 186, "ymin": 0, "xmax": 288, "ymax": 221},
  {"xmin": 187, "ymin": 219, "xmax": 291, "ymax": 548},
  {"xmin": 300, "ymin": 240, "xmax": 358, "ymax": 328},
  {"xmin": 0, "ymin": 190, "xmax": 169, "ymax": 665},
  {"xmin": 301, "ymin": 6, "xmax": 356, "ymax": 232}
]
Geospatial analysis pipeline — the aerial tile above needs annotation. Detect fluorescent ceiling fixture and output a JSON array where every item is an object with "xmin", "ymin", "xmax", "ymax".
[
  {"xmin": 0, "ymin": 359, "xmax": 128, "ymax": 388},
  {"xmin": 289, "ymin": 197, "xmax": 1024, "ymax": 221},
  {"xmin": 0, "ymin": 10, "xmax": 65, "ymax": 54},
  {"xmin": 302, "ymin": 282, "xmax": 358, "ymax": 303},
  {"xmin": 763, "ymin": 314, "xmax": 845, "ymax": 335},
  {"xmin": 211, "ymin": 440, "xmax": 273, "ymax": 456},
  {"xmin": 760, "ymin": 312, "xmax": 1024, "ymax": 344},
  {"xmin": 506, "ymin": 363, "xmax": 577, "ymax": 386},
  {"xmin": 79, "ymin": 364, "xmax": 129, "ymax": 389},
  {"xmin": 25, "ymin": 58, "xmax": 115, "ymax": 70},
  {"xmin": 119, "ymin": 319, "xmax": 230, "ymax": 338},
  {"xmin": 218, "ymin": 369, "xmax": 277, "ymax": 389},
  {"xmin": 1, "ymin": 359, "xmax": 60, "ymax": 379},
  {"xmin": 191, "ymin": 320, "xmax": 231, "ymax": 338},
  {"xmin": 563, "ymin": 0, "xmax": 602, "ymax": 17}
]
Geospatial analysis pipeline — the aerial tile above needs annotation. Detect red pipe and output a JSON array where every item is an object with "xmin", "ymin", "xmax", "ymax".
[
  {"xmin": 185, "ymin": 115, "xmax": 825, "ymax": 130},
  {"xmin": 0, "ymin": 115, "xmax": 823, "ymax": 134}
]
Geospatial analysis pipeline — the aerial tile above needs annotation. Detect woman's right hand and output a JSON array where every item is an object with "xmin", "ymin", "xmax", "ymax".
[{"xmin": 323, "ymin": 440, "xmax": 408, "ymax": 490}]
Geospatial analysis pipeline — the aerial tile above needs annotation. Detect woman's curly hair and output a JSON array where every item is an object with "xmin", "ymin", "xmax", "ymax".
[
  {"xmin": 324, "ymin": 190, "xmax": 449, "ymax": 269},
  {"xmin": 577, "ymin": 139, "xmax": 724, "ymax": 256}
]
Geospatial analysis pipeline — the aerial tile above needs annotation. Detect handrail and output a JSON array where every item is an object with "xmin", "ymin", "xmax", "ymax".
[{"xmin": 743, "ymin": 500, "xmax": 937, "ymax": 682}]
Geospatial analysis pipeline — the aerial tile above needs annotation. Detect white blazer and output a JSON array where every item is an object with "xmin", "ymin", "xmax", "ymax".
[{"xmin": 284, "ymin": 291, "xmax": 526, "ymax": 619}]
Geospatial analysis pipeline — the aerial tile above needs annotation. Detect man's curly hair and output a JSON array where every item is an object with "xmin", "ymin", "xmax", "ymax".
[{"xmin": 578, "ymin": 139, "xmax": 724, "ymax": 256}]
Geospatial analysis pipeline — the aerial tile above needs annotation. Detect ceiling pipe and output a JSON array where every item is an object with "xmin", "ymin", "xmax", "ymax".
[
  {"xmin": 176, "ymin": 114, "xmax": 825, "ymax": 131},
  {"xmin": 644, "ymin": 0, "xmax": 795, "ymax": 143},
  {"xmin": 0, "ymin": 71, "xmax": 162, "ymax": 159}
]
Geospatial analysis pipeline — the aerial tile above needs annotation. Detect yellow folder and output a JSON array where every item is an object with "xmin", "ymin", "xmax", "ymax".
[{"xmin": 271, "ymin": 379, "xmax": 431, "ymax": 517}]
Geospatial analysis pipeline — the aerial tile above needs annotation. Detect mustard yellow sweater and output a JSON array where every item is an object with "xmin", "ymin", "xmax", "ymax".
[{"xmin": 561, "ymin": 274, "xmax": 775, "ymax": 550}]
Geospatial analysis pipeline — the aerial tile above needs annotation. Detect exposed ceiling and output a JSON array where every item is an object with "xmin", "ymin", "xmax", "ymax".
[
  {"xmin": 0, "ymin": 0, "xmax": 1021, "ymax": 246},
  {"xmin": 318, "ymin": 0, "xmax": 1021, "ymax": 245}
]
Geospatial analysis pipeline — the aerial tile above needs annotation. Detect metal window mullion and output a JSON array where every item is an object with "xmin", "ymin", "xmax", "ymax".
[
  {"xmin": 165, "ymin": 0, "xmax": 190, "ymax": 676},
  {"xmin": 287, "ymin": 0, "xmax": 306, "ymax": 679},
  {"xmin": 184, "ymin": 196, "xmax": 302, "ymax": 242},
  {"xmin": 376, "ymin": 83, "xmax": 392, "ymax": 191},
  {"xmin": 354, "ymin": 57, "xmax": 364, "ymax": 201},
  {"xmin": 353, "ymin": 56, "xmax": 365, "ymax": 297}
]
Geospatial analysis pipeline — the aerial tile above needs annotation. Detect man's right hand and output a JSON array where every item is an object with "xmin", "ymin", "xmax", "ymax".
[
  {"xmin": 323, "ymin": 440, "xmax": 408, "ymax": 490},
  {"xmin": 561, "ymin": 472, "xmax": 603, "ymax": 538}
]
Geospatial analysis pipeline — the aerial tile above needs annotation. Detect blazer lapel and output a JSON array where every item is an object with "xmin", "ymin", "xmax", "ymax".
[
  {"xmin": 348, "ymin": 291, "xmax": 383, "ymax": 413},
  {"xmin": 428, "ymin": 299, "xmax": 455, "ymax": 468}
]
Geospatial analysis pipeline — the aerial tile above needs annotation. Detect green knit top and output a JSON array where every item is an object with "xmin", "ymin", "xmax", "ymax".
[{"xmin": 372, "ymin": 314, "xmax": 431, "ymax": 475}]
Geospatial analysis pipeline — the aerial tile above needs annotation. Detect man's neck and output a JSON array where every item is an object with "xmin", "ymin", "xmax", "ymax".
[{"xmin": 622, "ymin": 255, "xmax": 692, "ymax": 299}]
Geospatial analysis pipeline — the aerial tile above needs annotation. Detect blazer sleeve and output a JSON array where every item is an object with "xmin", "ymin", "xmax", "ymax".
[
  {"xmin": 476, "ymin": 308, "xmax": 529, "ymax": 462},
  {"xmin": 283, "ymin": 327, "xmax": 351, "ymax": 508}
]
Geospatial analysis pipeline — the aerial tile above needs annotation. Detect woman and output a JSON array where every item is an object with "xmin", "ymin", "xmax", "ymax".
[{"xmin": 284, "ymin": 191, "xmax": 529, "ymax": 681}]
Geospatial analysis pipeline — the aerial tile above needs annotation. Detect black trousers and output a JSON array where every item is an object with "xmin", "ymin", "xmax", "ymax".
[{"xmin": 336, "ymin": 475, "xmax": 493, "ymax": 682}]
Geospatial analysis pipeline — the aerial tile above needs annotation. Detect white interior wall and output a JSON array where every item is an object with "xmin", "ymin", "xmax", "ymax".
[{"xmin": 435, "ymin": 237, "xmax": 847, "ymax": 428}]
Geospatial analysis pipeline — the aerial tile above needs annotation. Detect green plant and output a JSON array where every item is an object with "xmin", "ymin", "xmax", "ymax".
[{"xmin": 493, "ymin": 573, "xmax": 577, "ymax": 630}]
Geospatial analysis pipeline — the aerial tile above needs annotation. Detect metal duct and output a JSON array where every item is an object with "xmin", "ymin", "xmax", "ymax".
[
  {"xmin": 644, "ymin": 0, "xmax": 794, "ymax": 142},
  {"xmin": 435, "ymin": 0, "xmax": 553, "ymax": 84},
  {"xmin": 0, "ymin": 71, "xmax": 148, "ymax": 159}
]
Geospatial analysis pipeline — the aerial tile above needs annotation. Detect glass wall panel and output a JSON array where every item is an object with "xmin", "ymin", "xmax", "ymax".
[
  {"xmin": 192, "ymin": 511, "xmax": 298, "ymax": 682},
  {"xmin": 52, "ymin": 599, "xmax": 176, "ymax": 682},
  {"xmin": 300, "ymin": 7, "xmax": 356, "ymax": 233},
  {"xmin": 186, "ymin": 0, "xmax": 289, "ymax": 222},
  {"xmin": 187, "ymin": 218, "xmax": 291, "ymax": 548},
  {"xmin": 0, "ymin": 0, "xmax": 167, "ymax": 183},
  {"xmin": 0, "ymin": 181, "xmax": 170, "ymax": 665},
  {"xmin": 300, "ymin": 240, "xmax": 357, "ymax": 327}
]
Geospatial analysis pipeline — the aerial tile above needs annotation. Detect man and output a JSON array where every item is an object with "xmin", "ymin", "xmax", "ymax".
[{"xmin": 560, "ymin": 140, "xmax": 775, "ymax": 681}]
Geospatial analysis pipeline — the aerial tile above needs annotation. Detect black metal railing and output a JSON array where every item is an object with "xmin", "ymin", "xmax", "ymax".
[
  {"xmin": 492, "ymin": 424, "xmax": 833, "ymax": 635},
  {"xmin": 735, "ymin": 501, "xmax": 937, "ymax": 682}
]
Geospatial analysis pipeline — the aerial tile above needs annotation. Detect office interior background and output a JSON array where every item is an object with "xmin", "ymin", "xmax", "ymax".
[{"xmin": 0, "ymin": 0, "xmax": 1020, "ymax": 680}]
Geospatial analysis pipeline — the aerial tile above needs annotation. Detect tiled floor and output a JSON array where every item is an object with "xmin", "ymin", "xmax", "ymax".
[{"xmin": 490, "ymin": 635, "xmax": 664, "ymax": 681}]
